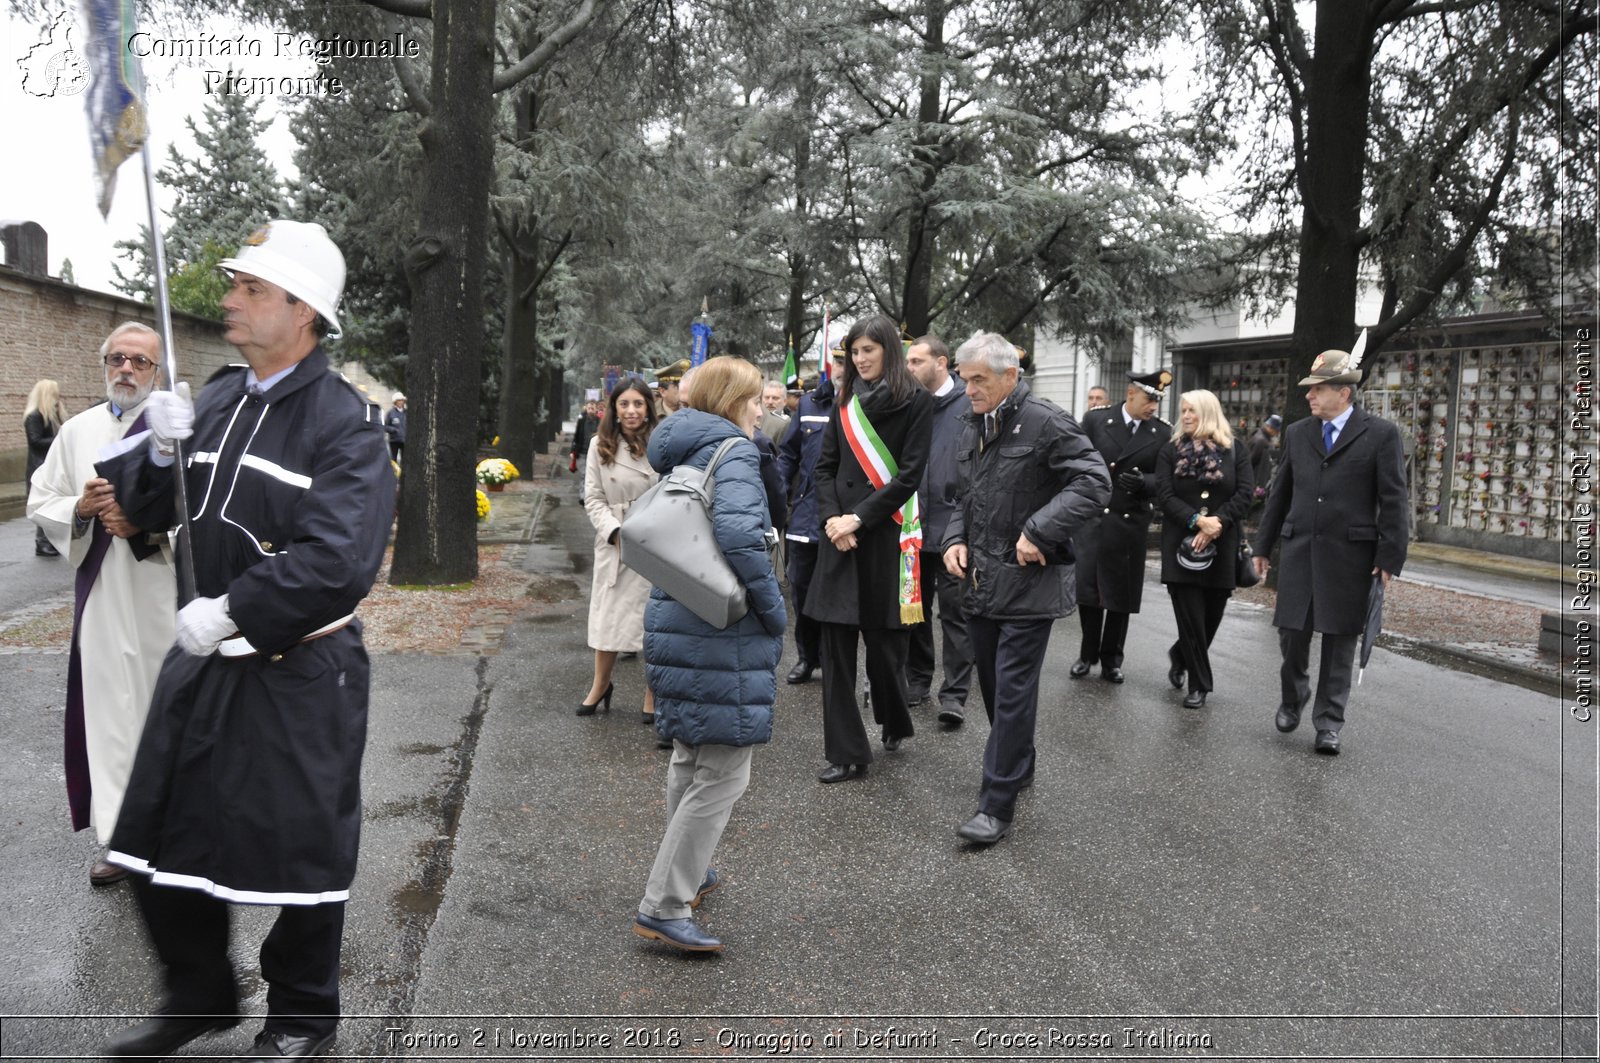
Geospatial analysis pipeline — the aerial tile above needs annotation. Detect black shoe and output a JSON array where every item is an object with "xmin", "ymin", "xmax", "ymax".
[
  {"xmin": 956, "ymin": 812, "xmax": 1011, "ymax": 844},
  {"xmin": 576, "ymin": 682, "xmax": 613, "ymax": 716},
  {"xmin": 937, "ymin": 704, "xmax": 965, "ymax": 728},
  {"xmin": 818, "ymin": 763, "xmax": 867, "ymax": 784},
  {"xmin": 881, "ymin": 730, "xmax": 904, "ymax": 752},
  {"xmin": 1101, "ymin": 667, "xmax": 1124, "ymax": 684},
  {"xmin": 1182, "ymin": 690, "xmax": 1207, "ymax": 709},
  {"xmin": 233, "ymin": 1029, "xmax": 337, "ymax": 1059},
  {"xmin": 641, "ymin": 711, "xmax": 654, "ymax": 725},
  {"xmin": 785, "ymin": 660, "xmax": 815, "ymax": 684},
  {"xmin": 1275, "ymin": 706, "xmax": 1302, "ymax": 733},
  {"xmin": 1314, "ymin": 729, "xmax": 1341, "ymax": 755},
  {"xmin": 35, "ymin": 540, "xmax": 59, "ymax": 557},
  {"xmin": 106, "ymin": 1012, "xmax": 240, "ymax": 1058},
  {"xmin": 1167, "ymin": 646, "xmax": 1185, "ymax": 690},
  {"xmin": 907, "ymin": 690, "xmax": 930, "ymax": 708},
  {"xmin": 1069, "ymin": 659, "xmax": 1092, "ymax": 679}
]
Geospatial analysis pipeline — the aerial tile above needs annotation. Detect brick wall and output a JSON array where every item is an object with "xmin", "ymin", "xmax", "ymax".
[{"xmin": 1, "ymin": 265, "xmax": 234, "ymax": 484}]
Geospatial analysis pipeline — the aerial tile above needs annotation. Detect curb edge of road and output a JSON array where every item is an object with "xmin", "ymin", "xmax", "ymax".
[{"xmin": 1379, "ymin": 631, "xmax": 1563, "ymax": 699}]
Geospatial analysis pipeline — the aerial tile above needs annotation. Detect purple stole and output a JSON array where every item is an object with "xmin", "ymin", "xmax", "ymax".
[{"xmin": 63, "ymin": 410, "xmax": 147, "ymax": 832}]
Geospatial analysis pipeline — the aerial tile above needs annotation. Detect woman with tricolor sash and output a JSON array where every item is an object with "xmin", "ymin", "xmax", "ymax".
[{"xmin": 804, "ymin": 315, "xmax": 934, "ymax": 783}]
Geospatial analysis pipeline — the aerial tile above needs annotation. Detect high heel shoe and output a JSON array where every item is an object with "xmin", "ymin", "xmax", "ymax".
[{"xmin": 576, "ymin": 682, "xmax": 613, "ymax": 716}]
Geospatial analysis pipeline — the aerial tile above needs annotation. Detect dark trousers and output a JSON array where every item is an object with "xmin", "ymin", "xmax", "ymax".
[
  {"xmin": 134, "ymin": 878, "xmax": 344, "ymax": 1037},
  {"xmin": 905, "ymin": 550, "xmax": 972, "ymax": 708},
  {"xmin": 389, "ymin": 442, "xmax": 403, "ymax": 464},
  {"xmin": 1278, "ymin": 625, "xmax": 1358, "ymax": 732},
  {"xmin": 968, "ymin": 616, "xmax": 1052, "ymax": 822},
  {"xmin": 786, "ymin": 540, "xmax": 821, "ymax": 665},
  {"xmin": 819, "ymin": 622, "xmax": 912, "ymax": 766},
  {"xmin": 1076, "ymin": 604, "xmax": 1130, "ymax": 669},
  {"xmin": 1166, "ymin": 584, "xmax": 1231, "ymax": 694}
]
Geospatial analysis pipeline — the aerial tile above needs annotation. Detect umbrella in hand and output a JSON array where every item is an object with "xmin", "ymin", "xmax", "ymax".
[{"xmin": 1358, "ymin": 573, "xmax": 1386, "ymax": 685}]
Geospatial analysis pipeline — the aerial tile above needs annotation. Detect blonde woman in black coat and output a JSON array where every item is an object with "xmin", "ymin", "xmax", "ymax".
[
  {"xmin": 24, "ymin": 379, "xmax": 68, "ymax": 557},
  {"xmin": 1154, "ymin": 389, "xmax": 1254, "ymax": 709},
  {"xmin": 804, "ymin": 315, "xmax": 933, "ymax": 782}
]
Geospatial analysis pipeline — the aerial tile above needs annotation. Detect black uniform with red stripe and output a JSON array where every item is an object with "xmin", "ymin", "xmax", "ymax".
[{"xmin": 109, "ymin": 348, "xmax": 393, "ymax": 903}]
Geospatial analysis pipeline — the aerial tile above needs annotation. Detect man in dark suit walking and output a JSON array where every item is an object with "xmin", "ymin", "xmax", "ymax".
[
  {"xmin": 1251, "ymin": 336, "xmax": 1409, "ymax": 755},
  {"xmin": 1070, "ymin": 369, "xmax": 1172, "ymax": 683}
]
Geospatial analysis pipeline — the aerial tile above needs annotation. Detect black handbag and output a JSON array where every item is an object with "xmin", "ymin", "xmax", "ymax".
[{"xmin": 1236, "ymin": 541, "xmax": 1261, "ymax": 588}]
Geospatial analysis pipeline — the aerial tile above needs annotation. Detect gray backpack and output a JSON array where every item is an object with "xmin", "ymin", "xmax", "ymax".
[{"xmin": 620, "ymin": 436, "xmax": 750, "ymax": 629}]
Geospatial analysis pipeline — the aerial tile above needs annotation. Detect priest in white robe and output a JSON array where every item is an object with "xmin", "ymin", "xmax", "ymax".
[{"xmin": 27, "ymin": 322, "xmax": 176, "ymax": 886}]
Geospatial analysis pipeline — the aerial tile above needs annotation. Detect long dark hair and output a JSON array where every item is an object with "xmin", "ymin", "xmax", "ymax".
[
  {"xmin": 596, "ymin": 378, "xmax": 657, "ymax": 464},
  {"xmin": 838, "ymin": 314, "xmax": 917, "ymax": 406}
]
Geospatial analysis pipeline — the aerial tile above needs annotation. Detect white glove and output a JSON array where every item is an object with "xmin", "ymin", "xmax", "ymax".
[
  {"xmin": 146, "ymin": 382, "xmax": 194, "ymax": 451},
  {"xmin": 175, "ymin": 594, "xmax": 236, "ymax": 656}
]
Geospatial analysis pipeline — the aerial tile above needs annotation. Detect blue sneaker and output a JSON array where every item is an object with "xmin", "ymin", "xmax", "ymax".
[
  {"xmin": 689, "ymin": 868, "xmax": 720, "ymax": 910},
  {"xmin": 632, "ymin": 913, "xmax": 724, "ymax": 952}
]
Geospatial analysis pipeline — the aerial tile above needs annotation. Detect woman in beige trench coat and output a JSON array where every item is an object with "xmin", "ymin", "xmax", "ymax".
[{"xmin": 579, "ymin": 379, "xmax": 661, "ymax": 722}]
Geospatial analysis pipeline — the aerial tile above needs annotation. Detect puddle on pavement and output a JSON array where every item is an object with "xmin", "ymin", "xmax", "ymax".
[{"xmin": 525, "ymin": 575, "xmax": 581, "ymax": 602}]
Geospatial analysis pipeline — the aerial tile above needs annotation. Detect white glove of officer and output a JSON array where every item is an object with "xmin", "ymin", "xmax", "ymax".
[
  {"xmin": 146, "ymin": 382, "xmax": 194, "ymax": 452},
  {"xmin": 175, "ymin": 594, "xmax": 236, "ymax": 656}
]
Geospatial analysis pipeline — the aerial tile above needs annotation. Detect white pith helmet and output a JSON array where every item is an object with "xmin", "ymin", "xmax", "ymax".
[{"xmin": 219, "ymin": 220, "xmax": 345, "ymax": 339}]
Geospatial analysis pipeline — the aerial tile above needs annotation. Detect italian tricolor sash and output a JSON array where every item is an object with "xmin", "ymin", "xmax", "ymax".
[{"xmin": 840, "ymin": 394, "xmax": 924, "ymax": 623}]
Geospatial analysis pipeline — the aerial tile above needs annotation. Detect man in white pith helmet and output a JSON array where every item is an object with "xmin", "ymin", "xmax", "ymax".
[
  {"xmin": 385, "ymin": 391, "xmax": 407, "ymax": 464},
  {"xmin": 101, "ymin": 220, "xmax": 394, "ymax": 1062}
]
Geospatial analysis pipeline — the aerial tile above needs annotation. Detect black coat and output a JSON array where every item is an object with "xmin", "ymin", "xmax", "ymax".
[
  {"xmin": 1251, "ymin": 406, "xmax": 1409, "ymax": 635},
  {"xmin": 920, "ymin": 382, "xmax": 973, "ymax": 552},
  {"xmin": 24, "ymin": 410, "xmax": 56, "ymax": 479},
  {"xmin": 942, "ymin": 379, "xmax": 1109, "ymax": 620},
  {"xmin": 384, "ymin": 405, "xmax": 406, "ymax": 445},
  {"xmin": 776, "ymin": 378, "xmax": 835, "ymax": 541},
  {"xmin": 802, "ymin": 381, "xmax": 932, "ymax": 629},
  {"xmin": 1155, "ymin": 439, "xmax": 1255, "ymax": 589},
  {"xmin": 1072, "ymin": 405, "xmax": 1170, "ymax": 613},
  {"xmin": 1247, "ymin": 428, "xmax": 1277, "ymax": 498},
  {"xmin": 108, "ymin": 348, "xmax": 395, "ymax": 901}
]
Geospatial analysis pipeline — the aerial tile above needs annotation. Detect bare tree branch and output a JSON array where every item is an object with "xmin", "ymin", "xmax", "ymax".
[
  {"xmin": 364, "ymin": 0, "xmax": 432, "ymax": 17},
  {"xmin": 493, "ymin": 0, "xmax": 608, "ymax": 93},
  {"xmin": 1371, "ymin": 108, "xmax": 1520, "ymax": 347}
]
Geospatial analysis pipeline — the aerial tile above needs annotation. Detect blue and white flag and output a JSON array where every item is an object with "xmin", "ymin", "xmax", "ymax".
[
  {"xmin": 81, "ymin": 0, "xmax": 147, "ymax": 217},
  {"xmin": 690, "ymin": 319, "xmax": 712, "ymax": 367}
]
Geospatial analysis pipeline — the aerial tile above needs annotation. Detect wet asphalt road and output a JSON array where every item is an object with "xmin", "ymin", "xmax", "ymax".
[{"xmin": 0, "ymin": 499, "xmax": 1593, "ymax": 1061}]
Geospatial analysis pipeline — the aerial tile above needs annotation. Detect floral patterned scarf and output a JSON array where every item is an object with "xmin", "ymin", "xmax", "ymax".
[{"xmin": 1174, "ymin": 436, "xmax": 1225, "ymax": 483}]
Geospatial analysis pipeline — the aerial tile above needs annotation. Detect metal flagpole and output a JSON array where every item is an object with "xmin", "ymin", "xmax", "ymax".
[{"xmin": 139, "ymin": 143, "xmax": 198, "ymax": 605}]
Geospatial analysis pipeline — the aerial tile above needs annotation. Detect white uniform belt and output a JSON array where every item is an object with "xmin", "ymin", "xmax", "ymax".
[{"xmin": 217, "ymin": 613, "xmax": 357, "ymax": 658}]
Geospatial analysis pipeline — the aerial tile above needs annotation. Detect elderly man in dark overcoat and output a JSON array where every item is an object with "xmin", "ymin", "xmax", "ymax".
[
  {"xmin": 942, "ymin": 332, "xmax": 1109, "ymax": 845},
  {"xmin": 1252, "ymin": 338, "xmax": 1408, "ymax": 756},
  {"xmin": 101, "ymin": 220, "xmax": 394, "ymax": 1060},
  {"xmin": 1070, "ymin": 369, "xmax": 1172, "ymax": 683}
]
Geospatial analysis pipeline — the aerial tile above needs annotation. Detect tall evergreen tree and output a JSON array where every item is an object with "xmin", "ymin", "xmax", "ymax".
[{"xmin": 112, "ymin": 90, "xmax": 289, "ymax": 319}]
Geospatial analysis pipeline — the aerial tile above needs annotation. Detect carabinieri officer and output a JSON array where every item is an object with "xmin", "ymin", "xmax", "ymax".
[{"xmin": 1070, "ymin": 368, "xmax": 1172, "ymax": 683}]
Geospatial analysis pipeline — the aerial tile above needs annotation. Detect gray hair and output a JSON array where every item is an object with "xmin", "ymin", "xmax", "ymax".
[
  {"xmin": 954, "ymin": 331, "xmax": 1018, "ymax": 373},
  {"xmin": 99, "ymin": 321, "xmax": 162, "ymax": 359}
]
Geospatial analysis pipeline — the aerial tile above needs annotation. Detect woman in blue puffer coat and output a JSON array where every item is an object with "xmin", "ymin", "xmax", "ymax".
[{"xmin": 632, "ymin": 356, "xmax": 786, "ymax": 954}]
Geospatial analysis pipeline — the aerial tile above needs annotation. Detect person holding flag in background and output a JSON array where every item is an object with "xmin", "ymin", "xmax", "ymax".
[{"xmin": 803, "ymin": 315, "xmax": 932, "ymax": 783}]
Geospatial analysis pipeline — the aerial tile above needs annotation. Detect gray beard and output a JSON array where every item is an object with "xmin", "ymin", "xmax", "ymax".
[{"xmin": 106, "ymin": 380, "xmax": 153, "ymax": 409}]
